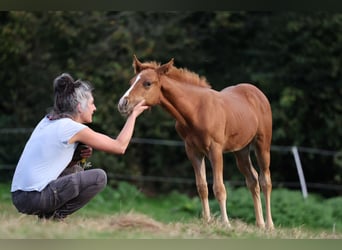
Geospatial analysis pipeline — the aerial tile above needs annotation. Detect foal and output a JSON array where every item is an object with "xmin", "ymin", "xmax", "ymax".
[{"xmin": 118, "ymin": 56, "xmax": 274, "ymax": 229}]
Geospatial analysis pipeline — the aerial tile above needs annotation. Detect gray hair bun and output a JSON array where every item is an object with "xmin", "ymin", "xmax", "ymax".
[{"xmin": 53, "ymin": 73, "xmax": 76, "ymax": 95}]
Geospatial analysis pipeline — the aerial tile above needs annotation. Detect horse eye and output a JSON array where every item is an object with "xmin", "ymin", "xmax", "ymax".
[{"xmin": 143, "ymin": 81, "xmax": 152, "ymax": 88}]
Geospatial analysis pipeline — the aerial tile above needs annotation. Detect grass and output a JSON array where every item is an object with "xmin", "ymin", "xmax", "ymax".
[
  {"xmin": 0, "ymin": 182, "xmax": 341, "ymax": 239},
  {"xmin": 1, "ymin": 207, "xmax": 340, "ymax": 239}
]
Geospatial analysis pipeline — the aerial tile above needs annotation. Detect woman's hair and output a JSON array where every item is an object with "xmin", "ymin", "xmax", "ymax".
[{"xmin": 48, "ymin": 73, "xmax": 94, "ymax": 120}]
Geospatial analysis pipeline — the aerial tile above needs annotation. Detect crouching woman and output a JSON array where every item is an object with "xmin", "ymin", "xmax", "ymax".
[{"xmin": 11, "ymin": 73, "xmax": 148, "ymax": 220}]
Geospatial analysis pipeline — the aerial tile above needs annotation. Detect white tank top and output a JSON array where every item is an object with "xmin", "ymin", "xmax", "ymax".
[{"xmin": 11, "ymin": 117, "xmax": 87, "ymax": 192}]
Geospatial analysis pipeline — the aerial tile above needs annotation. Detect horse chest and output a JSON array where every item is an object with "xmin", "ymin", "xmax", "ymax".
[{"xmin": 175, "ymin": 124, "xmax": 212, "ymax": 152}]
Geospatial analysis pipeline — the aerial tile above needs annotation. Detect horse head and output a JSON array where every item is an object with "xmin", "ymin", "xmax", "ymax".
[{"xmin": 118, "ymin": 55, "xmax": 174, "ymax": 116}]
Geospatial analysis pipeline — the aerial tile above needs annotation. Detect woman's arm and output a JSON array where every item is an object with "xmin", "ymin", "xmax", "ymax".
[{"xmin": 69, "ymin": 100, "xmax": 148, "ymax": 155}]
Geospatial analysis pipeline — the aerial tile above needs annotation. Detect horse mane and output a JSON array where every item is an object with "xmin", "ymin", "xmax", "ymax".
[
  {"xmin": 168, "ymin": 67, "xmax": 212, "ymax": 88},
  {"xmin": 140, "ymin": 61, "xmax": 212, "ymax": 89}
]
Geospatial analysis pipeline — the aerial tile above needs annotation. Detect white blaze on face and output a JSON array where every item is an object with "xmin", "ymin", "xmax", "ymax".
[{"xmin": 119, "ymin": 73, "xmax": 141, "ymax": 108}]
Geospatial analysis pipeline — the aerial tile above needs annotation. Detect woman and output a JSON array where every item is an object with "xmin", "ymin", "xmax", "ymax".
[{"xmin": 11, "ymin": 73, "xmax": 148, "ymax": 221}]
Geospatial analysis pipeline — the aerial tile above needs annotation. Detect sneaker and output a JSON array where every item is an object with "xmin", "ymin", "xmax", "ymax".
[
  {"xmin": 37, "ymin": 211, "xmax": 55, "ymax": 220},
  {"xmin": 52, "ymin": 211, "xmax": 66, "ymax": 222},
  {"xmin": 38, "ymin": 211, "xmax": 66, "ymax": 222}
]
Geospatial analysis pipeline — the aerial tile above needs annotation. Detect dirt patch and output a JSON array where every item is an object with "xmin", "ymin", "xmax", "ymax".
[{"xmin": 109, "ymin": 212, "xmax": 165, "ymax": 232}]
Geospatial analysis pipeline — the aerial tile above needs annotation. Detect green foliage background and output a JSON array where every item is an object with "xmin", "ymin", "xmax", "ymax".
[{"xmin": 0, "ymin": 11, "xmax": 341, "ymax": 195}]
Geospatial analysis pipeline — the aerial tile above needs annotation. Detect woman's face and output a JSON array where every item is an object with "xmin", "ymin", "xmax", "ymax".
[{"xmin": 79, "ymin": 95, "xmax": 96, "ymax": 124}]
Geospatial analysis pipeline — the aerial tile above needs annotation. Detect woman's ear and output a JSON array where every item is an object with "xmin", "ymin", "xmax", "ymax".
[{"xmin": 77, "ymin": 103, "xmax": 83, "ymax": 113}]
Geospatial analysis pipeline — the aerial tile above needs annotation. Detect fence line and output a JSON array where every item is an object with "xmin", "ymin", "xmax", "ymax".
[
  {"xmin": 131, "ymin": 137, "xmax": 339, "ymax": 155},
  {"xmin": 111, "ymin": 174, "xmax": 342, "ymax": 191},
  {"xmin": 130, "ymin": 138, "xmax": 339, "ymax": 198},
  {"xmin": 0, "ymin": 128, "xmax": 339, "ymax": 155},
  {"xmin": 1, "ymin": 129, "xmax": 341, "ymax": 194}
]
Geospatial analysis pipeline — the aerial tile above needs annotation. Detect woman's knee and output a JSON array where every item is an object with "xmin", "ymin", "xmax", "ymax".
[
  {"xmin": 83, "ymin": 168, "xmax": 107, "ymax": 188},
  {"xmin": 95, "ymin": 169, "xmax": 107, "ymax": 187}
]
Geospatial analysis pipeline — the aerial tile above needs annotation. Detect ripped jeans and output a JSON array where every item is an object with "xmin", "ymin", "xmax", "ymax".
[{"xmin": 11, "ymin": 168, "xmax": 107, "ymax": 220}]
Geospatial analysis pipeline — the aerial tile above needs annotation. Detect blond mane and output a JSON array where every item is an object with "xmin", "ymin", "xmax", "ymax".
[
  {"xmin": 140, "ymin": 61, "xmax": 211, "ymax": 88},
  {"xmin": 168, "ymin": 67, "xmax": 211, "ymax": 88}
]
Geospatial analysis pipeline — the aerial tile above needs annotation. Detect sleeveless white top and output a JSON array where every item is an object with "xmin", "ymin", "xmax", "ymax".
[{"xmin": 11, "ymin": 117, "xmax": 87, "ymax": 192}]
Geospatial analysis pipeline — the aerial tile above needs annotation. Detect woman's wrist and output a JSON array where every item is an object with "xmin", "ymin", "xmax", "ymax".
[{"xmin": 128, "ymin": 111, "xmax": 138, "ymax": 120}]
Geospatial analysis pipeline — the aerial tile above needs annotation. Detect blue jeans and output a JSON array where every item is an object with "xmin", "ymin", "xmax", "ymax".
[{"xmin": 11, "ymin": 168, "xmax": 107, "ymax": 220}]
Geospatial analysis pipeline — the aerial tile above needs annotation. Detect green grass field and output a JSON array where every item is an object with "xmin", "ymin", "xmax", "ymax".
[{"xmin": 0, "ymin": 182, "xmax": 341, "ymax": 239}]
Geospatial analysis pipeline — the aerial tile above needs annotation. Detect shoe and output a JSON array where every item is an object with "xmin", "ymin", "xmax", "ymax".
[
  {"xmin": 37, "ymin": 212, "xmax": 54, "ymax": 220},
  {"xmin": 37, "ymin": 211, "xmax": 66, "ymax": 222},
  {"xmin": 52, "ymin": 211, "xmax": 66, "ymax": 222}
]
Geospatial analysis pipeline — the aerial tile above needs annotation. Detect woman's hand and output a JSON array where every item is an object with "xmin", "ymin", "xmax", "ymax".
[
  {"xmin": 131, "ymin": 100, "xmax": 149, "ymax": 118},
  {"xmin": 80, "ymin": 145, "xmax": 93, "ymax": 159},
  {"xmin": 72, "ymin": 143, "xmax": 93, "ymax": 162}
]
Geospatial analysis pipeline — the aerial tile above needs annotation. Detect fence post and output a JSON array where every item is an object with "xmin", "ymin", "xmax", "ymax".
[{"xmin": 291, "ymin": 146, "xmax": 308, "ymax": 199}]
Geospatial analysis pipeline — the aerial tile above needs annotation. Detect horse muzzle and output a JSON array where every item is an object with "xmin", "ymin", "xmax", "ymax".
[{"xmin": 118, "ymin": 97, "xmax": 132, "ymax": 116}]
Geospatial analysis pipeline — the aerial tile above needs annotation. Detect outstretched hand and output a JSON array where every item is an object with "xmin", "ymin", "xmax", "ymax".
[{"xmin": 131, "ymin": 100, "xmax": 149, "ymax": 117}]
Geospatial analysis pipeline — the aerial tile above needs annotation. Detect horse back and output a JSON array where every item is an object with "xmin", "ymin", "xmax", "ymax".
[{"xmin": 221, "ymin": 83, "xmax": 271, "ymax": 115}]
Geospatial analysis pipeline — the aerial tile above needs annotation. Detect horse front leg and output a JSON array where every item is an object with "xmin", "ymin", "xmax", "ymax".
[
  {"xmin": 185, "ymin": 144, "xmax": 211, "ymax": 223},
  {"xmin": 208, "ymin": 143, "xmax": 230, "ymax": 226}
]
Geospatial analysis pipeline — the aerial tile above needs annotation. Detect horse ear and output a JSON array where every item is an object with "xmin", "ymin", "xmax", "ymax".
[
  {"xmin": 133, "ymin": 54, "xmax": 143, "ymax": 73},
  {"xmin": 157, "ymin": 58, "xmax": 174, "ymax": 75}
]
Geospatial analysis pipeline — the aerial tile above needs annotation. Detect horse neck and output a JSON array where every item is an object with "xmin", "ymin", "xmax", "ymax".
[{"xmin": 159, "ymin": 77, "xmax": 201, "ymax": 126}]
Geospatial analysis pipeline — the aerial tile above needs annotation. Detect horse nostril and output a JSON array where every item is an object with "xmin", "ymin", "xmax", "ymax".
[
  {"xmin": 123, "ymin": 97, "xmax": 129, "ymax": 106},
  {"xmin": 118, "ymin": 97, "xmax": 129, "ymax": 111}
]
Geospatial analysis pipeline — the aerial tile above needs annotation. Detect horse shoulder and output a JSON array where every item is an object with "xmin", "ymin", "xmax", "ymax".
[{"xmin": 175, "ymin": 122, "xmax": 187, "ymax": 140}]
